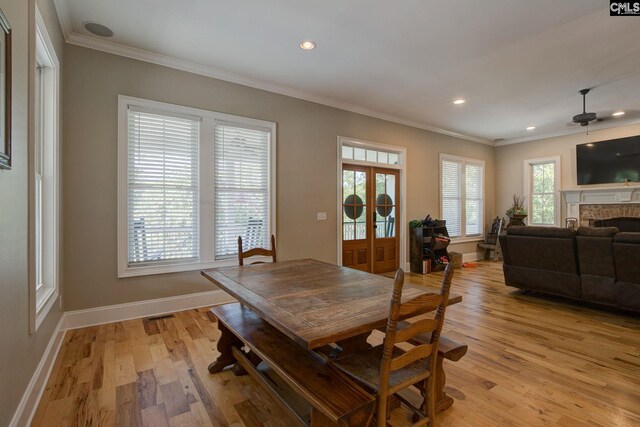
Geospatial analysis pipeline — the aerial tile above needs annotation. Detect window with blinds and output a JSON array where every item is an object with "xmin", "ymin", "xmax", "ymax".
[
  {"xmin": 441, "ymin": 160, "xmax": 462, "ymax": 237},
  {"xmin": 118, "ymin": 96, "xmax": 276, "ymax": 277},
  {"xmin": 214, "ymin": 123, "xmax": 270, "ymax": 259},
  {"xmin": 440, "ymin": 155, "xmax": 484, "ymax": 239},
  {"xmin": 127, "ymin": 108, "xmax": 200, "ymax": 265}
]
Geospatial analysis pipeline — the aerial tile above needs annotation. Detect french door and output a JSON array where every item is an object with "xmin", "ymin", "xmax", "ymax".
[{"xmin": 341, "ymin": 165, "xmax": 399, "ymax": 273}]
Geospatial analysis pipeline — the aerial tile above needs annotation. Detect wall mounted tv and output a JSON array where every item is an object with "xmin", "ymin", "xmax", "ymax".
[{"xmin": 576, "ymin": 135, "xmax": 640, "ymax": 185}]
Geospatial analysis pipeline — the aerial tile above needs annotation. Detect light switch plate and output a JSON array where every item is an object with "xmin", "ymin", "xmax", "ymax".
[{"xmin": 317, "ymin": 212, "xmax": 327, "ymax": 221}]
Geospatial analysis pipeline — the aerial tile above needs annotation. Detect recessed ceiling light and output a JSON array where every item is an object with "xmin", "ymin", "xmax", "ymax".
[
  {"xmin": 586, "ymin": 143, "xmax": 594, "ymax": 147},
  {"xmin": 299, "ymin": 40, "xmax": 316, "ymax": 50},
  {"xmin": 453, "ymin": 99, "xmax": 466, "ymax": 105},
  {"xmin": 612, "ymin": 111, "xmax": 625, "ymax": 117},
  {"xmin": 526, "ymin": 126, "xmax": 536, "ymax": 131}
]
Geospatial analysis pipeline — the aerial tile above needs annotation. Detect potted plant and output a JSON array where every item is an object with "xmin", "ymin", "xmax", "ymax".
[{"xmin": 506, "ymin": 194, "xmax": 527, "ymax": 227}]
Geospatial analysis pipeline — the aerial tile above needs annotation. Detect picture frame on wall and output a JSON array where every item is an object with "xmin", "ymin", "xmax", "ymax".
[{"xmin": 0, "ymin": 9, "xmax": 11, "ymax": 170}]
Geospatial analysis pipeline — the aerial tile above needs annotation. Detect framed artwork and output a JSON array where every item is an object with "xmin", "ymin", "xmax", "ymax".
[{"xmin": 0, "ymin": 9, "xmax": 11, "ymax": 170}]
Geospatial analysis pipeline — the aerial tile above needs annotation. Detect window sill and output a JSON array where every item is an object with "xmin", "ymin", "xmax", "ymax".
[
  {"xmin": 118, "ymin": 256, "xmax": 273, "ymax": 278},
  {"xmin": 449, "ymin": 237, "xmax": 484, "ymax": 244},
  {"xmin": 35, "ymin": 286, "xmax": 58, "ymax": 331}
]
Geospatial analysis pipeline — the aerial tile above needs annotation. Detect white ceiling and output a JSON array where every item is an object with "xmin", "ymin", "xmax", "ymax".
[{"xmin": 54, "ymin": 0, "xmax": 640, "ymax": 144}]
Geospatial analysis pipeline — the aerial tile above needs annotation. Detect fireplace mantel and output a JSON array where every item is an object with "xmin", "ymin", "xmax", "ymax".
[
  {"xmin": 562, "ymin": 186, "xmax": 640, "ymax": 205},
  {"xmin": 562, "ymin": 186, "xmax": 640, "ymax": 221}
]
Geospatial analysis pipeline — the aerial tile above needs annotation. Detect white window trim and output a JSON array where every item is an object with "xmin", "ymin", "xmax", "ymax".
[
  {"xmin": 524, "ymin": 156, "xmax": 561, "ymax": 227},
  {"xmin": 30, "ymin": 7, "xmax": 60, "ymax": 333},
  {"xmin": 117, "ymin": 95, "xmax": 276, "ymax": 277},
  {"xmin": 439, "ymin": 153, "xmax": 485, "ymax": 240},
  {"xmin": 336, "ymin": 136, "xmax": 407, "ymax": 269}
]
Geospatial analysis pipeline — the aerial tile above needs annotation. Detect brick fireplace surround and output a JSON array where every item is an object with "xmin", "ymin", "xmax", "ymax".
[{"xmin": 579, "ymin": 204, "xmax": 640, "ymax": 227}]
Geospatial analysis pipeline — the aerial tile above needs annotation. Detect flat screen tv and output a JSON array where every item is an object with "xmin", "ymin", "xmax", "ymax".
[{"xmin": 576, "ymin": 135, "xmax": 640, "ymax": 185}]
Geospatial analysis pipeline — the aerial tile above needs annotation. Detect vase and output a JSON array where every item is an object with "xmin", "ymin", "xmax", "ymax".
[{"xmin": 507, "ymin": 213, "xmax": 527, "ymax": 228}]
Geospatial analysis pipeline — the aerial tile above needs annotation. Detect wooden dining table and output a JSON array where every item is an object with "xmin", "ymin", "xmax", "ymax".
[{"xmin": 201, "ymin": 259, "xmax": 462, "ymax": 413}]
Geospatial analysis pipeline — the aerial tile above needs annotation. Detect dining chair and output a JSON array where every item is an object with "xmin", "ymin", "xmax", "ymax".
[
  {"xmin": 330, "ymin": 264, "xmax": 454, "ymax": 426},
  {"xmin": 238, "ymin": 234, "xmax": 277, "ymax": 266}
]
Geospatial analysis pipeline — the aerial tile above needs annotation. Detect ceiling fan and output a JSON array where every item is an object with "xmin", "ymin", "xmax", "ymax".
[{"xmin": 572, "ymin": 88, "xmax": 599, "ymax": 127}]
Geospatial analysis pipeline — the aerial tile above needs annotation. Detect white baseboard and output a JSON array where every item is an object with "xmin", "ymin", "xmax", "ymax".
[
  {"xmin": 64, "ymin": 289, "xmax": 236, "ymax": 330},
  {"xmin": 463, "ymin": 252, "xmax": 480, "ymax": 262},
  {"xmin": 9, "ymin": 315, "xmax": 66, "ymax": 427}
]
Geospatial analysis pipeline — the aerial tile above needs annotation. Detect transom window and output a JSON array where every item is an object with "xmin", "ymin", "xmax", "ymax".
[
  {"xmin": 118, "ymin": 96, "xmax": 276, "ymax": 277},
  {"xmin": 341, "ymin": 144, "xmax": 400, "ymax": 166}
]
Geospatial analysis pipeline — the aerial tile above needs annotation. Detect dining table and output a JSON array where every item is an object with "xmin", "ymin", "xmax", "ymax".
[{"xmin": 201, "ymin": 258, "xmax": 462, "ymax": 412}]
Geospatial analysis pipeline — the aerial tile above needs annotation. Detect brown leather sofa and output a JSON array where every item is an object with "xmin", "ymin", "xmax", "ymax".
[
  {"xmin": 499, "ymin": 226, "xmax": 640, "ymax": 312},
  {"xmin": 613, "ymin": 232, "xmax": 640, "ymax": 311}
]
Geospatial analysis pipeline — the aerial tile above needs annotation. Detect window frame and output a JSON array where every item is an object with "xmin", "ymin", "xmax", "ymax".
[
  {"xmin": 30, "ymin": 7, "xmax": 60, "ymax": 333},
  {"xmin": 117, "ymin": 95, "xmax": 276, "ymax": 277},
  {"xmin": 439, "ymin": 153, "xmax": 485, "ymax": 241},
  {"xmin": 523, "ymin": 156, "xmax": 561, "ymax": 227}
]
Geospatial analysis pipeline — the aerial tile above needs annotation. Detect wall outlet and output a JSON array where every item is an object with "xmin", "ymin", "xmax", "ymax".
[{"xmin": 317, "ymin": 212, "xmax": 327, "ymax": 221}]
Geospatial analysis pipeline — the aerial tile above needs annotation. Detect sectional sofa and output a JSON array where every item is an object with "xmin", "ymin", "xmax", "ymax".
[{"xmin": 499, "ymin": 226, "xmax": 640, "ymax": 312}]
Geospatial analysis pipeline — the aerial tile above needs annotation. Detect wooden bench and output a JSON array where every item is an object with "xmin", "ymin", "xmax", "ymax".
[
  {"xmin": 211, "ymin": 302, "xmax": 375, "ymax": 426},
  {"xmin": 405, "ymin": 326, "xmax": 468, "ymax": 412}
]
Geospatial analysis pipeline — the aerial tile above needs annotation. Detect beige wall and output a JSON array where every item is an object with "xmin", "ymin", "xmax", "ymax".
[
  {"xmin": 0, "ymin": 0, "xmax": 64, "ymax": 424},
  {"xmin": 495, "ymin": 124, "xmax": 640, "ymax": 220},
  {"xmin": 62, "ymin": 44, "xmax": 495, "ymax": 310}
]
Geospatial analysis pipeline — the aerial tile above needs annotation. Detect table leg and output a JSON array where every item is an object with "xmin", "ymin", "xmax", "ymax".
[
  {"xmin": 434, "ymin": 356, "xmax": 454, "ymax": 413},
  {"xmin": 208, "ymin": 322, "xmax": 243, "ymax": 374},
  {"xmin": 336, "ymin": 332, "xmax": 372, "ymax": 355}
]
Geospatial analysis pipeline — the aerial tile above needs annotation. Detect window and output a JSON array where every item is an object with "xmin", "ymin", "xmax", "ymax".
[
  {"xmin": 31, "ymin": 8, "xmax": 60, "ymax": 332},
  {"xmin": 341, "ymin": 142, "xmax": 400, "ymax": 166},
  {"xmin": 118, "ymin": 96, "xmax": 275, "ymax": 277},
  {"xmin": 524, "ymin": 156, "xmax": 560, "ymax": 226},
  {"xmin": 440, "ymin": 154, "xmax": 484, "ymax": 239}
]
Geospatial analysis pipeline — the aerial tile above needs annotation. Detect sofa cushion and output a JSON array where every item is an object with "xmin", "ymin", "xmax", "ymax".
[
  {"xmin": 613, "ymin": 232, "xmax": 640, "ymax": 244},
  {"xmin": 576, "ymin": 235, "xmax": 615, "ymax": 277},
  {"xmin": 507, "ymin": 226, "xmax": 576, "ymax": 239},
  {"xmin": 503, "ymin": 265, "xmax": 581, "ymax": 298},
  {"xmin": 577, "ymin": 226, "xmax": 618, "ymax": 237},
  {"xmin": 506, "ymin": 235, "xmax": 579, "ymax": 274}
]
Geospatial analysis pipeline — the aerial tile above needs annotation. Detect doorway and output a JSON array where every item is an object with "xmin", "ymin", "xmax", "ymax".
[{"xmin": 341, "ymin": 165, "xmax": 400, "ymax": 273}]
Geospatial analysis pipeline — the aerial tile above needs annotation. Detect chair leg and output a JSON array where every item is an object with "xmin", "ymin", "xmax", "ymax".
[
  {"xmin": 377, "ymin": 394, "xmax": 388, "ymax": 427},
  {"xmin": 424, "ymin": 376, "xmax": 436, "ymax": 427}
]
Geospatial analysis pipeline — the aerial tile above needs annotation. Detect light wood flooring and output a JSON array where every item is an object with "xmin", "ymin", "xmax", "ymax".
[{"xmin": 33, "ymin": 262, "xmax": 640, "ymax": 426}]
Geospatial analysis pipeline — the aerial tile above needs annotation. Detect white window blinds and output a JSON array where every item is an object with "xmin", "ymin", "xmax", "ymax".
[
  {"xmin": 441, "ymin": 156, "xmax": 484, "ymax": 239},
  {"xmin": 214, "ymin": 123, "xmax": 270, "ymax": 259},
  {"xmin": 441, "ymin": 160, "xmax": 462, "ymax": 237},
  {"xmin": 465, "ymin": 163, "xmax": 484, "ymax": 236},
  {"xmin": 127, "ymin": 108, "xmax": 200, "ymax": 265}
]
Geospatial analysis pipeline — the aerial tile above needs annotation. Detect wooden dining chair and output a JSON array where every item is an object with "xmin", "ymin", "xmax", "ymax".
[
  {"xmin": 238, "ymin": 234, "xmax": 277, "ymax": 266},
  {"xmin": 330, "ymin": 264, "xmax": 454, "ymax": 427}
]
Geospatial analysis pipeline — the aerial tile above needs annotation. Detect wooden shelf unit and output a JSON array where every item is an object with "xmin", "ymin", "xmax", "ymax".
[{"xmin": 410, "ymin": 226, "xmax": 451, "ymax": 273}]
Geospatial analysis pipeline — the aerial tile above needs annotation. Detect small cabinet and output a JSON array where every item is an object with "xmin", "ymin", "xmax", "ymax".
[{"xmin": 410, "ymin": 226, "xmax": 450, "ymax": 273}]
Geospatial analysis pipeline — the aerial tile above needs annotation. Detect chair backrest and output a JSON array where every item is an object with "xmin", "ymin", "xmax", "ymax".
[
  {"xmin": 380, "ymin": 264, "xmax": 454, "ymax": 377},
  {"xmin": 238, "ymin": 234, "xmax": 277, "ymax": 266}
]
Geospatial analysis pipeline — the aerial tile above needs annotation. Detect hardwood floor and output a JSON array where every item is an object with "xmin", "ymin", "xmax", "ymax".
[{"xmin": 33, "ymin": 262, "xmax": 640, "ymax": 426}]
